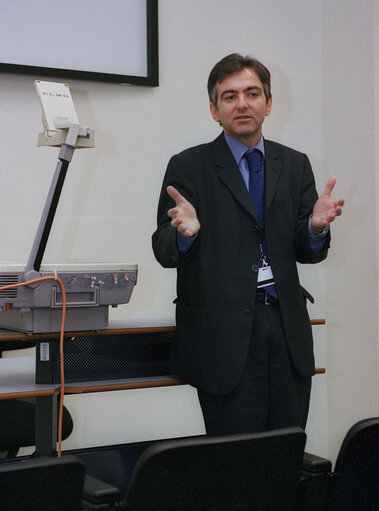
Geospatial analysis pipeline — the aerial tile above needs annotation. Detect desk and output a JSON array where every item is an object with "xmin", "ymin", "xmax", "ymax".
[
  {"xmin": 0, "ymin": 356, "xmax": 184, "ymax": 456},
  {"xmin": 0, "ymin": 319, "xmax": 325, "ymax": 456}
]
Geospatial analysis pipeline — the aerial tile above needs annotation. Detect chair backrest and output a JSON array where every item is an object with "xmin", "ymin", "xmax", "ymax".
[
  {"xmin": 0, "ymin": 399, "xmax": 73, "ymax": 457},
  {"xmin": 125, "ymin": 427, "xmax": 306, "ymax": 511},
  {"xmin": 0, "ymin": 455, "xmax": 85, "ymax": 511},
  {"xmin": 329, "ymin": 417, "xmax": 379, "ymax": 511}
]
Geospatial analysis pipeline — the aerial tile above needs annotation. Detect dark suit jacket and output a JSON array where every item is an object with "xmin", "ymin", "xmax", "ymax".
[{"xmin": 152, "ymin": 133, "xmax": 330, "ymax": 395}]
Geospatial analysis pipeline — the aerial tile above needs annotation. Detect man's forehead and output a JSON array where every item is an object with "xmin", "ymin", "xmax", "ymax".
[{"xmin": 217, "ymin": 68, "xmax": 264, "ymax": 91}]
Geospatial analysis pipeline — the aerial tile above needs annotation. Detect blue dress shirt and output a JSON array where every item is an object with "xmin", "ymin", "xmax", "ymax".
[{"xmin": 177, "ymin": 133, "xmax": 328, "ymax": 252}]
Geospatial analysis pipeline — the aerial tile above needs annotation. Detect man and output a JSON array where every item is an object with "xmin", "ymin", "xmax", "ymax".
[{"xmin": 152, "ymin": 54, "xmax": 343, "ymax": 436}]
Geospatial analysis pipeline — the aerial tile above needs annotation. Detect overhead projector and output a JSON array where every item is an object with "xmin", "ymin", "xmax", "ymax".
[{"xmin": 0, "ymin": 81, "xmax": 137, "ymax": 334}]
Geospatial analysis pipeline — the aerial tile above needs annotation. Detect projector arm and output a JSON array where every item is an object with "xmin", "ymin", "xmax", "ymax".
[{"xmin": 24, "ymin": 124, "xmax": 89, "ymax": 283}]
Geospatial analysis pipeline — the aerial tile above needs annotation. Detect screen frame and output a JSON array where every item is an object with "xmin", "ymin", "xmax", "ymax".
[{"xmin": 0, "ymin": 0, "xmax": 159, "ymax": 87}]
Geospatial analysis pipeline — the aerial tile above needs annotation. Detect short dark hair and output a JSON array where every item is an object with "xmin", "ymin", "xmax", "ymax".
[{"xmin": 207, "ymin": 53, "xmax": 271, "ymax": 106}]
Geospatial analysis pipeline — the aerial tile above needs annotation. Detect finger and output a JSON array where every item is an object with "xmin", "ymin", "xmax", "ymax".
[
  {"xmin": 169, "ymin": 209, "xmax": 184, "ymax": 226},
  {"xmin": 336, "ymin": 198, "xmax": 345, "ymax": 208},
  {"xmin": 329, "ymin": 199, "xmax": 344, "ymax": 212},
  {"xmin": 322, "ymin": 177, "xmax": 337, "ymax": 198},
  {"xmin": 171, "ymin": 218, "xmax": 188, "ymax": 234},
  {"xmin": 167, "ymin": 207, "xmax": 175, "ymax": 219},
  {"xmin": 170, "ymin": 217, "xmax": 181, "ymax": 229},
  {"xmin": 326, "ymin": 204, "xmax": 343, "ymax": 222},
  {"xmin": 167, "ymin": 185, "xmax": 185, "ymax": 206}
]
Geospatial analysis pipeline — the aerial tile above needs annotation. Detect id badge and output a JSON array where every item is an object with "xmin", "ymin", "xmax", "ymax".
[{"xmin": 257, "ymin": 265, "xmax": 275, "ymax": 288}]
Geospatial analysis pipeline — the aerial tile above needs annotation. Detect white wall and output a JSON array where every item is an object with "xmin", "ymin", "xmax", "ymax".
[
  {"xmin": 319, "ymin": 0, "xmax": 378, "ymax": 462},
  {"xmin": 376, "ymin": 0, "xmax": 379, "ymax": 421},
  {"xmin": 1, "ymin": 0, "xmax": 377, "ymax": 463}
]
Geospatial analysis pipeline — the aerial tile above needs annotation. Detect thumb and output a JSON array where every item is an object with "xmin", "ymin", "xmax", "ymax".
[
  {"xmin": 167, "ymin": 185, "xmax": 186, "ymax": 206},
  {"xmin": 322, "ymin": 177, "xmax": 336, "ymax": 198}
]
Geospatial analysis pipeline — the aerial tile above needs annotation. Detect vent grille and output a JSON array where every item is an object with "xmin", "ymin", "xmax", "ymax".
[
  {"xmin": 51, "ymin": 331, "xmax": 174, "ymax": 383},
  {"xmin": 0, "ymin": 274, "xmax": 19, "ymax": 299}
]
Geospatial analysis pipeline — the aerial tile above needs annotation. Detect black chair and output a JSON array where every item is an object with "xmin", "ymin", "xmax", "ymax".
[
  {"xmin": 299, "ymin": 417, "xmax": 379, "ymax": 511},
  {"xmin": 0, "ymin": 455, "xmax": 85, "ymax": 511},
  {"xmin": 0, "ymin": 399, "xmax": 73, "ymax": 458},
  {"xmin": 82, "ymin": 427, "xmax": 306, "ymax": 511},
  {"xmin": 327, "ymin": 417, "xmax": 379, "ymax": 510}
]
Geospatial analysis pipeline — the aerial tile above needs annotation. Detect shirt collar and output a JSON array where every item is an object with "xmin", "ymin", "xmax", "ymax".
[{"xmin": 224, "ymin": 132, "xmax": 265, "ymax": 166}]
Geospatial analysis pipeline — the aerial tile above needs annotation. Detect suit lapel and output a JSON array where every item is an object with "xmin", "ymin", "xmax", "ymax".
[
  {"xmin": 212, "ymin": 135, "xmax": 282, "ymax": 222},
  {"xmin": 212, "ymin": 134, "xmax": 257, "ymax": 221},
  {"xmin": 264, "ymin": 140, "xmax": 281, "ymax": 214}
]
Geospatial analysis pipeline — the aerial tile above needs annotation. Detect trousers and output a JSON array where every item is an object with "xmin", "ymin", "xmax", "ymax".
[{"xmin": 197, "ymin": 302, "xmax": 312, "ymax": 436}]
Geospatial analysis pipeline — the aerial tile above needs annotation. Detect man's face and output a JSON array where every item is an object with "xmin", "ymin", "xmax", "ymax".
[{"xmin": 210, "ymin": 67, "xmax": 272, "ymax": 147}]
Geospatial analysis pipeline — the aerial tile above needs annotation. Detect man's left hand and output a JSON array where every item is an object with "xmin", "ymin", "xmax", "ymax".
[{"xmin": 311, "ymin": 177, "xmax": 344, "ymax": 233}]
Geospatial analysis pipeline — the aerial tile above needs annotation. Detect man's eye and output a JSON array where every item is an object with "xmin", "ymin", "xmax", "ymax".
[{"xmin": 224, "ymin": 95, "xmax": 235, "ymax": 101}]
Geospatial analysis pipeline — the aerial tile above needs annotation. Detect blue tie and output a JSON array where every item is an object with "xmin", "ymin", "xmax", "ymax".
[
  {"xmin": 246, "ymin": 149, "xmax": 264, "ymax": 229},
  {"xmin": 245, "ymin": 149, "xmax": 278, "ymax": 298}
]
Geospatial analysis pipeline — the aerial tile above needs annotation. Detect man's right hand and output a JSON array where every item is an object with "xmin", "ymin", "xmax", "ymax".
[{"xmin": 166, "ymin": 185, "xmax": 200, "ymax": 237}]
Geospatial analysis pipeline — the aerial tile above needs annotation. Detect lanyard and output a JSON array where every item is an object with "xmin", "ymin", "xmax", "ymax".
[{"xmin": 259, "ymin": 242, "xmax": 269, "ymax": 268}]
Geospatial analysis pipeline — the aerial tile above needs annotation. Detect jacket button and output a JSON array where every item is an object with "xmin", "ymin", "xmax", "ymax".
[
  {"xmin": 245, "ymin": 307, "xmax": 253, "ymax": 314},
  {"xmin": 251, "ymin": 265, "xmax": 259, "ymax": 272}
]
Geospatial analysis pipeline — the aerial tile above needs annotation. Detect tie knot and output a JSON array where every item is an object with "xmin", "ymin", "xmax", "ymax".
[{"xmin": 245, "ymin": 149, "xmax": 262, "ymax": 173}]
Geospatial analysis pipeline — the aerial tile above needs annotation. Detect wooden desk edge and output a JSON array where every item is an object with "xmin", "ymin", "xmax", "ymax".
[
  {"xmin": 64, "ymin": 378, "xmax": 185, "ymax": 394},
  {"xmin": 0, "ymin": 321, "xmax": 324, "ymax": 342},
  {"xmin": 0, "ymin": 388, "xmax": 60, "ymax": 400},
  {"xmin": 64, "ymin": 368, "xmax": 326, "ymax": 394},
  {"xmin": 311, "ymin": 319, "xmax": 326, "ymax": 325},
  {"xmin": 0, "ymin": 369, "xmax": 326, "ymax": 399},
  {"xmin": 0, "ymin": 325, "xmax": 177, "ymax": 342}
]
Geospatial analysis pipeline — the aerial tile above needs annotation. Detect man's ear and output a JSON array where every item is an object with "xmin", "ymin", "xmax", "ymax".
[
  {"xmin": 210, "ymin": 102, "xmax": 220, "ymax": 123},
  {"xmin": 266, "ymin": 96, "xmax": 272, "ymax": 117}
]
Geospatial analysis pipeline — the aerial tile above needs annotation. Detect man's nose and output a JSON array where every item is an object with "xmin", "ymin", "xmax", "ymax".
[{"xmin": 236, "ymin": 94, "xmax": 248, "ymax": 108}]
